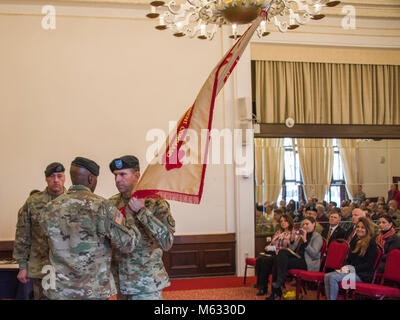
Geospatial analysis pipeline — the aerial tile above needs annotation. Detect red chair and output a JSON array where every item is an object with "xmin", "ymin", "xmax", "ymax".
[
  {"xmin": 287, "ymin": 238, "xmax": 327, "ymax": 299},
  {"xmin": 340, "ymin": 245, "xmax": 383, "ymax": 300},
  {"xmin": 351, "ymin": 249, "xmax": 400, "ymax": 300},
  {"xmin": 244, "ymin": 258, "xmax": 256, "ymax": 285},
  {"xmin": 295, "ymin": 239, "xmax": 349, "ymax": 300}
]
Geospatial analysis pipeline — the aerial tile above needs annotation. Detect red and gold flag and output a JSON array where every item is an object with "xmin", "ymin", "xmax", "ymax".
[{"xmin": 132, "ymin": 12, "xmax": 267, "ymax": 204}]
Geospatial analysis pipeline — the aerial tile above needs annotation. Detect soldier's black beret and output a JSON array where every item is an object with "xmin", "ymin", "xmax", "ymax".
[
  {"xmin": 71, "ymin": 157, "xmax": 100, "ymax": 176},
  {"xmin": 109, "ymin": 155, "xmax": 140, "ymax": 173},
  {"xmin": 45, "ymin": 162, "xmax": 65, "ymax": 177}
]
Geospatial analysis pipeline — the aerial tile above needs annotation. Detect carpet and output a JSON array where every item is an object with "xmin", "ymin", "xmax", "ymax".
[{"xmin": 164, "ymin": 276, "xmax": 257, "ymax": 291}]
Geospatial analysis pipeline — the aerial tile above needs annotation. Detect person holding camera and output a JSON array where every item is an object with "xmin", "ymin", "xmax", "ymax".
[
  {"xmin": 255, "ymin": 214, "xmax": 296, "ymax": 296},
  {"xmin": 323, "ymin": 217, "xmax": 378, "ymax": 300},
  {"xmin": 266, "ymin": 217, "xmax": 323, "ymax": 300}
]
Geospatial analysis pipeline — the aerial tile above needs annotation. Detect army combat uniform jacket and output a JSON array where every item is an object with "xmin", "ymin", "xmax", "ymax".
[
  {"xmin": 13, "ymin": 187, "xmax": 66, "ymax": 278},
  {"xmin": 109, "ymin": 195, "xmax": 175, "ymax": 296},
  {"xmin": 39, "ymin": 185, "xmax": 141, "ymax": 300}
]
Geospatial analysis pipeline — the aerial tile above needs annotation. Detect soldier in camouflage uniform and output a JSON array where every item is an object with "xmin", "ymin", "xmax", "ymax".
[
  {"xmin": 109, "ymin": 155, "xmax": 175, "ymax": 300},
  {"xmin": 13, "ymin": 162, "xmax": 66, "ymax": 300},
  {"xmin": 39, "ymin": 157, "xmax": 141, "ymax": 300}
]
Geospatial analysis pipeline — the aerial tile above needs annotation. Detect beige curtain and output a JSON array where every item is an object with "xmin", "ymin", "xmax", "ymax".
[
  {"xmin": 254, "ymin": 138, "xmax": 284, "ymax": 204},
  {"xmin": 255, "ymin": 61, "xmax": 400, "ymax": 125},
  {"xmin": 296, "ymin": 139, "xmax": 334, "ymax": 200},
  {"xmin": 338, "ymin": 139, "xmax": 359, "ymax": 199}
]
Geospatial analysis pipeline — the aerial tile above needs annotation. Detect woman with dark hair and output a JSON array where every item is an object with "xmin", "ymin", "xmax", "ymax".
[
  {"xmin": 286, "ymin": 200, "xmax": 296, "ymax": 218},
  {"xmin": 324, "ymin": 217, "xmax": 378, "ymax": 300},
  {"xmin": 376, "ymin": 215, "xmax": 400, "ymax": 273},
  {"xmin": 266, "ymin": 216, "xmax": 323, "ymax": 300},
  {"xmin": 254, "ymin": 215, "xmax": 296, "ymax": 296}
]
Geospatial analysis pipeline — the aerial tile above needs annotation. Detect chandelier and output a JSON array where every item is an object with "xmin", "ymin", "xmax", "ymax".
[{"xmin": 146, "ymin": 0, "xmax": 341, "ymax": 40}]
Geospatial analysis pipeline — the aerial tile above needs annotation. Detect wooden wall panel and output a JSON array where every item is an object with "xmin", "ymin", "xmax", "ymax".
[{"xmin": 0, "ymin": 233, "xmax": 236, "ymax": 278}]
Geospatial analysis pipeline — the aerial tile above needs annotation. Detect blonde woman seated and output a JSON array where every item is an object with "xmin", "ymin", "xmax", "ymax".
[
  {"xmin": 267, "ymin": 217, "xmax": 323, "ymax": 300},
  {"xmin": 324, "ymin": 217, "xmax": 378, "ymax": 300},
  {"xmin": 255, "ymin": 214, "xmax": 296, "ymax": 296}
]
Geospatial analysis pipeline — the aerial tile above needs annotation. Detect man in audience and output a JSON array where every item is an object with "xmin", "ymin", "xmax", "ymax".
[
  {"xmin": 340, "ymin": 206, "xmax": 353, "ymax": 233},
  {"xmin": 353, "ymin": 185, "xmax": 366, "ymax": 203},
  {"xmin": 320, "ymin": 212, "xmax": 346, "ymax": 271},
  {"xmin": 277, "ymin": 200, "xmax": 286, "ymax": 213},
  {"xmin": 316, "ymin": 204, "xmax": 329, "ymax": 232},
  {"xmin": 388, "ymin": 200, "xmax": 400, "ymax": 230},
  {"xmin": 322, "ymin": 212, "xmax": 346, "ymax": 246},
  {"xmin": 13, "ymin": 162, "xmax": 66, "ymax": 300},
  {"xmin": 327, "ymin": 201, "xmax": 337, "ymax": 214},
  {"xmin": 344, "ymin": 208, "xmax": 366, "ymax": 246},
  {"xmin": 372, "ymin": 203, "xmax": 388, "ymax": 221},
  {"xmin": 304, "ymin": 206, "xmax": 323, "ymax": 234}
]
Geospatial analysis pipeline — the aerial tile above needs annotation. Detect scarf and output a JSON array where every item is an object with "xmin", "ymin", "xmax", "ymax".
[{"xmin": 376, "ymin": 227, "xmax": 396, "ymax": 252}]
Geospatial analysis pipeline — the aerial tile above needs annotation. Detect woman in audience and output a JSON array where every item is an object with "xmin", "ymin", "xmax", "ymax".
[
  {"xmin": 255, "ymin": 214, "xmax": 296, "ymax": 296},
  {"xmin": 376, "ymin": 215, "xmax": 400, "ymax": 273},
  {"xmin": 266, "ymin": 217, "xmax": 323, "ymax": 300},
  {"xmin": 286, "ymin": 200, "xmax": 296, "ymax": 218},
  {"xmin": 324, "ymin": 217, "xmax": 378, "ymax": 300}
]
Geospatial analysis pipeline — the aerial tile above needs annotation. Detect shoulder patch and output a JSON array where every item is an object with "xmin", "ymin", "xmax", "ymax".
[{"xmin": 114, "ymin": 210, "xmax": 124, "ymax": 225}]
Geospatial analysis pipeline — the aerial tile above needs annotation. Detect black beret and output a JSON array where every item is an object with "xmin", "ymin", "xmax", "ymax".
[
  {"xmin": 109, "ymin": 155, "xmax": 140, "ymax": 173},
  {"xmin": 45, "ymin": 162, "xmax": 65, "ymax": 177},
  {"xmin": 71, "ymin": 157, "xmax": 100, "ymax": 176}
]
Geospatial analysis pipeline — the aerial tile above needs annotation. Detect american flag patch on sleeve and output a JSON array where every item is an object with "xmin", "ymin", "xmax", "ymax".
[{"xmin": 115, "ymin": 211, "xmax": 123, "ymax": 225}]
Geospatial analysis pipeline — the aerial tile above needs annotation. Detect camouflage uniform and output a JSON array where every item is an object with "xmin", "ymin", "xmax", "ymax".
[
  {"xmin": 39, "ymin": 185, "xmax": 141, "ymax": 300},
  {"xmin": 108, "ymin": 193, "xmax": 130, "ymax": 300},
  {"xmin": 13, "ymin": 187, "xmax": 66, "ymax": 299},
  {"xmin": 116, "ymin": 197, "xmax": 175, "ymax": 300}
]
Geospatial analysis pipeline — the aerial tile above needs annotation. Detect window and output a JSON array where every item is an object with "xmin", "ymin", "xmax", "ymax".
[
  {"xmin": 324, "ymin": 139, "xmax": 348, "ymax": 205},
  {"xmin": 277, "ymin": 138, "xmax": 304, "ymax": 203},
  {"xmin": 278, "ymin": 138, "xmax": 348, "ymax": 205}
]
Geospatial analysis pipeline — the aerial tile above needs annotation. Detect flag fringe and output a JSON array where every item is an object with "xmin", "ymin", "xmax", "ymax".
[{"xmin": 134, "ymin": 190, "xmax": 201, "ymax": 204}]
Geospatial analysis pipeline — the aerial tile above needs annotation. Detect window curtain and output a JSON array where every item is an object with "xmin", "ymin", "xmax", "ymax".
[
  {"xmin": 254, "ymin": 138, "xmax": 285, "ymax": 204},
  {"xmin": 338, "ymin": 139, "xmax": 359, "ymax": 199},
  {"xmin": 255, "ymin": 60, "xmax": 400, "ymax": 125},
  {"xmin": 296, "ymin": 139, "xmax": 334, "ymax": 200}
]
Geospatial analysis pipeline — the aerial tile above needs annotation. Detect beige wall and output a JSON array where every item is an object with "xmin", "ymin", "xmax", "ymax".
[
  {"xmin": 0, "ymin": 5, "xmax": 237, "ymax": 240},
  {"xmin": 1, "ymin": 0, "xmax": 398, "ymax": 275},
  {"xmin": 359, "ymin": 140, "xmax": 400, "ymax": 200}
]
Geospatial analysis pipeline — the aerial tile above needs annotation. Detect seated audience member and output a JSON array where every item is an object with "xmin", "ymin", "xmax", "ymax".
[
  {"xmin": 255, "ymin": 215, "xmax": 296, "ymax": 296},
  {"xmin": 388, "ymin": 200, "xmax": 400, "ymax": 227},
  {"xmin": 293, "ymin": 202, "xmax": 306, "ymax": 223},
  {"xmin": 324, "ymin": 217, "xmax": 378, "ymax": 300},
  {"xmin": 372, "ymin": 204, "xmax": 388, "ymax": 221},
  {"xmin": 272, "ymin": 209, "xmax": 284, "ymax": 233},
  {"xmin": 328, "ymin": 202, "xmax": 337, "ymax": 214},
  {"xmin": 255, "ymin": 209, "xmax": 270, "ymax": 235},
  {"xmin": 376, "ymin": 215, "xmax": 400, "ymax": 274},
  {"xmin": 353, "ymin": 185, "xmax": 366, "ymax": 203},
  {"xmin": 303, "ymin": 206, "xmax": 323, "ymax": 234},
  {"xmin": 286, "ymin": 200, "xmax": 296, "ymax": 218},
  {"xmin": 256, "ymin": 201, "xmax": 269, "ymax": 214},
  {"xmin": 267, "ymin": 217, "xmax": 323, "ymax": 300},
  {"xmin": 344, "ymin": 208, "xmax": 366, "ymax": 246},
  {"xmin": 340, "ymin": 206, "xmax": 353, "ymax": 231},
  {"xmin": 278, "ymin": 200, "xmax": 286, "ymax": 213},
  {"xmin": 359, "ymin": 202, "xmax": 367, "ymax": 211},
  {"xmin": 320, "ymin": 212, "xmax": 346, "ymax": 271},
  {"xmin": 367, "ymin": 202, "xmax": 377, "ymax": 214},
  {"xmin": 322, "ymin": 212, "xmax": 346, "ymax": 246},
  {"xmin": 316, "ymin": 205, "xmax": 329, "ymax": 232},
  {"xmin": 377, "ymin": 196, "xmax": 385, "ymax": 205},
  {"xmin": 387, "ymin": 184, "xmax": 400, "ymax": 209}
]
